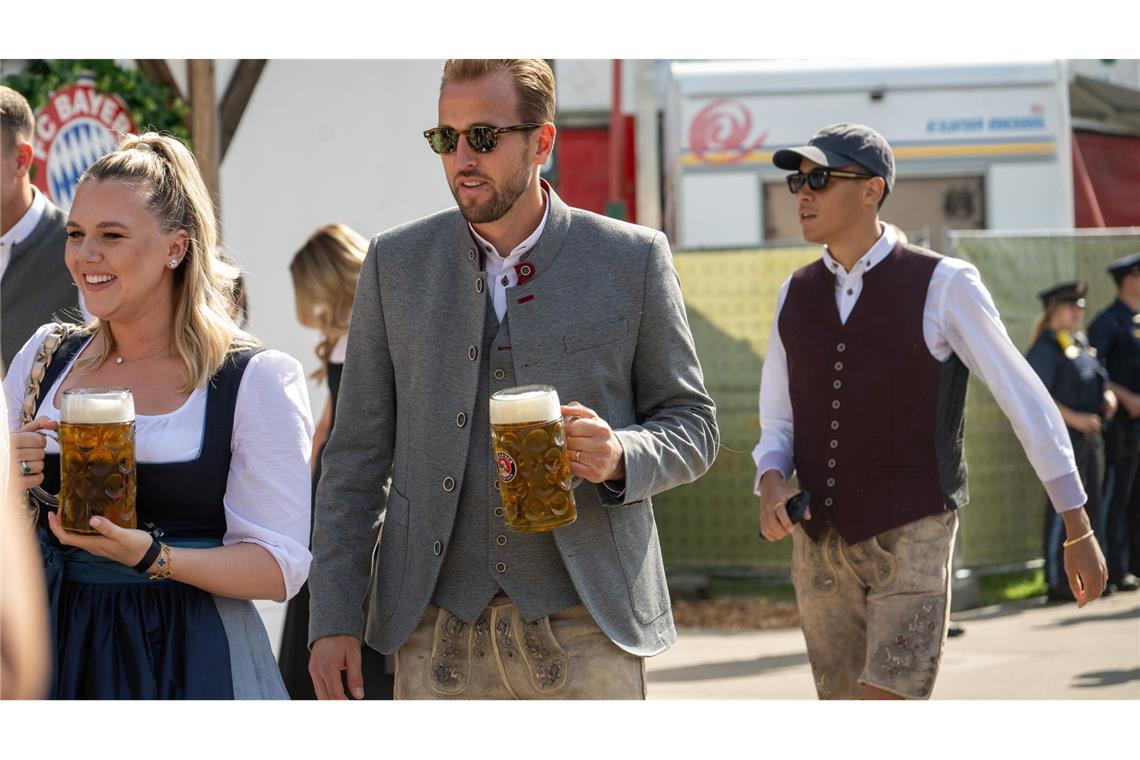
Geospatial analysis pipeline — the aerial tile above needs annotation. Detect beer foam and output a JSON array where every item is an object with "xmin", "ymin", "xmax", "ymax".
[
  {"xmin": 490, "ymin": 387, "xmax": 560, "ymax": 425},
  {"xmin": 61, "ymin": 391, "xmax": 134, "ymax": 424}
]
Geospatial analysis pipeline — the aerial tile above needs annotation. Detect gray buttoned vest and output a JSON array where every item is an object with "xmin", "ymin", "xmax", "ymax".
[{"xmin": 432, "ymin": 297, "xmax": 580, "ymax": 622}]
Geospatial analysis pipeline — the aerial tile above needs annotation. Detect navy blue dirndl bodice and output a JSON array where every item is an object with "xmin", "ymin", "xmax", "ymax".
[{"xmin": 34, "ymin": 333, "xmax": 264, "ymax": 699}]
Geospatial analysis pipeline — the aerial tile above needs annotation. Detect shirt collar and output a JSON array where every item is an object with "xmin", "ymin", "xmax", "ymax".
[
  {"xmin": 471, "ymin": 187, "xmax": 550, "ymax": 275},
  {"xmin": 1, "ymin": 186, "xmax": 48, "ymax": 247},
  {"xmin": 821, "ymin": 223, "xmax": 897, "ymax": 278}
]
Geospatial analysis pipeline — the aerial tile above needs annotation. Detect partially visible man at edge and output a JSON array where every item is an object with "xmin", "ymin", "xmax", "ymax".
[
  {"xmin": 307, "ymin": 59, "xmax": 718, "ymax": 699},
  {"xmin": 753, "ymin": 123, "xmax": 1106, "ymax": 700},
  {"xmin": 0, "ymin": 86, "xmax": 80, "ymax": 374}
]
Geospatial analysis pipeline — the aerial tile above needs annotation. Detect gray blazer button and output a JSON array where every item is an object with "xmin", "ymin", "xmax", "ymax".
[
  {"xmin": 468, "ymin": 346, "xmax": 478, "ymax": 361},
  {"xmin": 493, "ymin": 368, "xmax": 506, "ymax": 380},
  {"xmin": 495, "ymin": 561, "xmax": 507, "ymax": 573},
  {"xmin": 442, "ymin": 476, "xmax": 455, "ymax": 492},
  {"xmin": 494, "ymin": 506, "xmax": 504, "ymax": 517},
  {"xmin": 496, "ymin": 535, "xmax": 507, "ymax": 546},
  {"xmin": 456, "ymin": 412, "xmax": 467, "ymax": 428},
  {"xmin": 433, "ymin": 540, "xmax": 442, "ymax": 556},
  {"xmin": 476, "ymin": 278, "xmax": 485, "ymax": 294}
]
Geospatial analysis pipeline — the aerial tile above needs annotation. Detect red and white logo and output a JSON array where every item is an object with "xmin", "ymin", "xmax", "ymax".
[
  {"xmin": 31, "ymin": 78, "xmax": 136, "ymax": 211},
  {"xmin": 688, "ymin": 98, "xmax": 768, "ymax": 165},
  {"xmin": 496, "ymin": 452, "xmax": 517, "ymax": 483}
]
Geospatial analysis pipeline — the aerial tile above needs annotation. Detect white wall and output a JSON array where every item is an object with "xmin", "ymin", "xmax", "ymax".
[
  {"xmin": 986, "ymin": 162, "xmax": 1074, "ymax": 230},
  {"xmin": 214, "ymin": 60, "xmax": 453, "ymax": 414}
]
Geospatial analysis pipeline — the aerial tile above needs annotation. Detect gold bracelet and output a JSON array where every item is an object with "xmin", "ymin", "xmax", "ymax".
[
  {"xmin": 147, "ymin": 543, "xmax": 174, "ymax": 580},
  {"xmin": 1062, "ymin": 529, "xmax": 1095, "ymax": 549}
]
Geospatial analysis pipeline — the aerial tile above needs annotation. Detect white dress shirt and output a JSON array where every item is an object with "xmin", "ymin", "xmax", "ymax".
[
  {"xmin": 0, "ymin": 186, "xmax": 48, "ymax": 282},
  {"xmin": 470, "ymin": 189, "xmax": 550, "ymax": 322},
  {"xmin": 4, "ymin": 324, "xmax": 315, "ymax": 598},
  {"xmin": 752, "ymin": 224, "xmax": 1086, "ymax": 513}
]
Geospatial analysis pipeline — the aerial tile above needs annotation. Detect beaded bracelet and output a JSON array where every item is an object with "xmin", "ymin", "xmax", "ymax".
[{"xmin": 1062, "ymin": 529, "xmax": 1095, "ymax": 549}]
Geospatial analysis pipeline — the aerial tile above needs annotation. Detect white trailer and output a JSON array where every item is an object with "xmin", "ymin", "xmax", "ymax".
[{"xmin": 663, "ymin": 59, "xmax": 1076, "ymax": 251}]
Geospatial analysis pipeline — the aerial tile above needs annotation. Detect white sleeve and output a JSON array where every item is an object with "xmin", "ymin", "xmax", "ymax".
[
  {"xmin": 938, "ymin": 263, "xmax": 1085, "ymax": 512},
  {"xmin": 752, "ymin": 278, "xmax": 795, "ymax": 495},
  {"xmin": 222, "ymin": 349, "xmax": 315, "ymax": 599},
  {"xmin": 3, "ymin": 323, "xmax": 62, "ymax": 432}
]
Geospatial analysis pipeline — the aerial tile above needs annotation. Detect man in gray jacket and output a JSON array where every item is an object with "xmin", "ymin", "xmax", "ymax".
[
  {"xmin": 308, "ymin": 59, "xmax": 717, "ymax": 699},
  {"xmin": 1, "ymin": 86, "xmax": 79, "ymax": 373}
]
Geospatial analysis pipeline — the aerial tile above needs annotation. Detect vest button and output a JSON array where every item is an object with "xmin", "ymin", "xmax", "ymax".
[
  {"xmin": 493, "ymin": 480, "xmax": 500, "ymax": 491},
  {"xmin": 493, "ymin": 368, "xmax": 506, "ymax": 380},
  {"xmin": 456, "ymin": 412, "xmax": 467, "ymax": 428},
  {"xmin": 824, "ymin": 497, "xmax": 834, "ymax": 507},
  {"xmin": 827, "ymin": 459, "xmax": 836, "ymax": 468},
  {"xmin": 494, "ymin": 506, "xmax": 504, "ymax": 517},
  {"xmin": 833, "ymin": 380, "xmax": 842, "ymax": 390},
  {"xmin": 837, "ymin": 343, "xmax": 846, "ymax": 352},
  {"xmin": 830, "ymin": 421, "xmax": 839, "ymax": 430},
  {"xmin": 433, "ymin": 540, "xmax": 442, "ymax": 556},
  {"xmin": 832, "ymin": 400, "xmax": 841, "ymax": 410},
  {"xmin": 496, "ymin": 535, "xmax": 507, "ymax": 546},
  {"xmin": 467, "ymin": 249, "xmax": 476, "ymax": 260},
  {"xmin": 830, "ymin": 440, "xmax": 838, "ymax": 448},
  {"xmin": 834, "ymin": 361, "xmax": 844, "ymax": 371},
  {"xmin": 496, "ymin": 561, "xmax": 507, "ymax": 573},
  {"xmin": 442, "ymin": 476, "xmax": 455, "ymax": 492},
  {"xmin": 476, "ymin": 278, "xmax": 484, "ymax": 294},
  {"xmin": 469, "ymin": 346, "xmax": 478, "ymax": 361},
  {"xmin": 826, "ymin": 478, "xmax": 835, "ymax": 487}
]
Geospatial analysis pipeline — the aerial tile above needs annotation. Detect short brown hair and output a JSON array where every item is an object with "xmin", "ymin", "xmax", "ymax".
[
  {"xmin": 441, "ymin": 59, "xmax": 556, "ymax": 124},
  {"xmin": 0, "ymin": 86, "xmax": 35, "ymax": 152}
]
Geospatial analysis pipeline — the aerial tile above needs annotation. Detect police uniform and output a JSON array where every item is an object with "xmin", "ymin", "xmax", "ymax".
[
  {"xmin": 1087, "ymin": 253, "xmax": 1140, "ymax": 590},
  {"xmin": 1027, "ymin": 281, "xmax": 1107, "ymax": 600}
]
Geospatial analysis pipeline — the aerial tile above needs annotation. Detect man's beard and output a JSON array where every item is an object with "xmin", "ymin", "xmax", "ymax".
[{"xmin": 451, "ymin": 153, "xmax": 532, "ymax": 225}]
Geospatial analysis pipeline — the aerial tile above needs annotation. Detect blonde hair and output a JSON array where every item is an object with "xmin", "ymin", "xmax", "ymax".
[
  {"xmin": 290, "ymin": 224, "xmax": 367, "ymax": 381},
  {"xmin": 441, "ymin": 59, "xmax": 556, "ymax": 124},
  {"xmin": 74, "ymin": 132, "xmax": 256, "ymax": 392},
  {"xmin": 1029, "ymin": 302, "xmax": 1066, "ymax": 347}
]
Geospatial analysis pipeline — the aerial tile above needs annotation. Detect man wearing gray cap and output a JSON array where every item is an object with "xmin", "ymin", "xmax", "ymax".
[
  {"xmin": 1086, "ymin": 252, "xmax": 1140, "ymax": 593},
  {"xmin": 752, "ymin": 123, "xmax": 1107, "ymax": 699}
]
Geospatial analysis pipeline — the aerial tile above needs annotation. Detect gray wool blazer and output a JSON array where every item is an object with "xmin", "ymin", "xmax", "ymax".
[{"xmin": 308, "ymin": 186, "xmax": 718, "ymax": 657}]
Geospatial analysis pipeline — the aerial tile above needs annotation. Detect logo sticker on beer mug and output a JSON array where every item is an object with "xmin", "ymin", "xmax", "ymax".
[{"xmin": 496, "ymin": 452, "xmax": 517, "ymax": 483}]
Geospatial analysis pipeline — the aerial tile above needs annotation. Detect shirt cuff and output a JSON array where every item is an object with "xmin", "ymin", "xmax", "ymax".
[
  {"xmin": 1045, "ymin": 469, "xmax": 1087, "ymax": 513},
  {"xmin": 753, "ymin": 452, "xmax": 795, "ymax": 496}
]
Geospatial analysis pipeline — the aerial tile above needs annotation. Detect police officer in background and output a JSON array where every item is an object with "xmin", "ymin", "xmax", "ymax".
[
  {"xmin": 1087, "ymin": 253, "xmax": 1140, "ymax": 593},
  {"xmin": 1027, "ymin": 281, "xmax": 1116, "ymax": 602}
]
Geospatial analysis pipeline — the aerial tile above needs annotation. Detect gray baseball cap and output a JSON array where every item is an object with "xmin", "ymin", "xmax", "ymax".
[{"xmin": 773, "ymin": 123, "xmax": 895, "ymax": 195}]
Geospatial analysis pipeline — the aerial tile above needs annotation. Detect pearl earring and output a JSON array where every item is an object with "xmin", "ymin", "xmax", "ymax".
[{"xmin": 168, "ymin": 259, "xmax": 178, "ymax": 269}]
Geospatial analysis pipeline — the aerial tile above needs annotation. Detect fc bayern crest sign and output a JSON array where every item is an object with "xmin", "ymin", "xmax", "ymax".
[{"xmin": 32, "ymin": 78, "xmax": 136, "ymax": 211}]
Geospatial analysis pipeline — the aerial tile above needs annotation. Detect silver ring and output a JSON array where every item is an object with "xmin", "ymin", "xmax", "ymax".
[{"xmin": 20, "ymin": 460, "xmax": 32, "ymax": 476}]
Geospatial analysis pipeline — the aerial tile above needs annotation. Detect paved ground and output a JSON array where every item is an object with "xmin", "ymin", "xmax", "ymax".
[{"xmin": 255, "ymin": 589, "xmax": 1139, "ymax": 699}]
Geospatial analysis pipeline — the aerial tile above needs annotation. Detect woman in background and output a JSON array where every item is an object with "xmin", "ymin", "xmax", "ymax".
[
  {"xmin": 278, "ymin": 223, "xmax": 394, "ymax": 700},
  {"xmin": 1026, "ymin": 280, "xmax": 1115, "ymax": 603}
]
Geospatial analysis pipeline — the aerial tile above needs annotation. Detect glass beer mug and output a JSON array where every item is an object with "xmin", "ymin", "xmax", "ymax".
[
  {"xmin": 58, "ymin": 388, "xmax": 137, "ymax": 533},
  {"xmin": 489, "ymin": 385, "xmax": 576, "ymax": 532}
]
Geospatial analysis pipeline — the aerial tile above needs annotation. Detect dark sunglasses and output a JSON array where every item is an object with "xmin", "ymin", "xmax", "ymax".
[
  {"xmin": 786, "ymin": 167, "xmax": 876, "ymax": 194},
  {"xmin": 423, "ymin": 123, "xmax": 543, "ymax": 155}
]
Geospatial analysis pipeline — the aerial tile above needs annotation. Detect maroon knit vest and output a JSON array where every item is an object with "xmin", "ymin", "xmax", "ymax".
[{"xmin": 778, "ymin": 243, "xmax": 966, "ymax": 545}]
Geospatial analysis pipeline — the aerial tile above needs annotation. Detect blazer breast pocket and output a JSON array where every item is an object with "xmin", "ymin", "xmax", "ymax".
[{"xmin": 564, "ymin": 318, "xmax": 629, "ymax": 354}]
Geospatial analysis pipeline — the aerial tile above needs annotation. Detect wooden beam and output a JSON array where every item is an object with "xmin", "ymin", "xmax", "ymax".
[
  {"xmin": 135, "ymin": 59, "xmax": 185, "ymax": 104},
  {"xmin": 188, "ymin": 60, "xmax": 221, "ymax": 226},
  {"xmin": 219, "ymin": 59, "xmax": 267, "ymax": 160}
]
